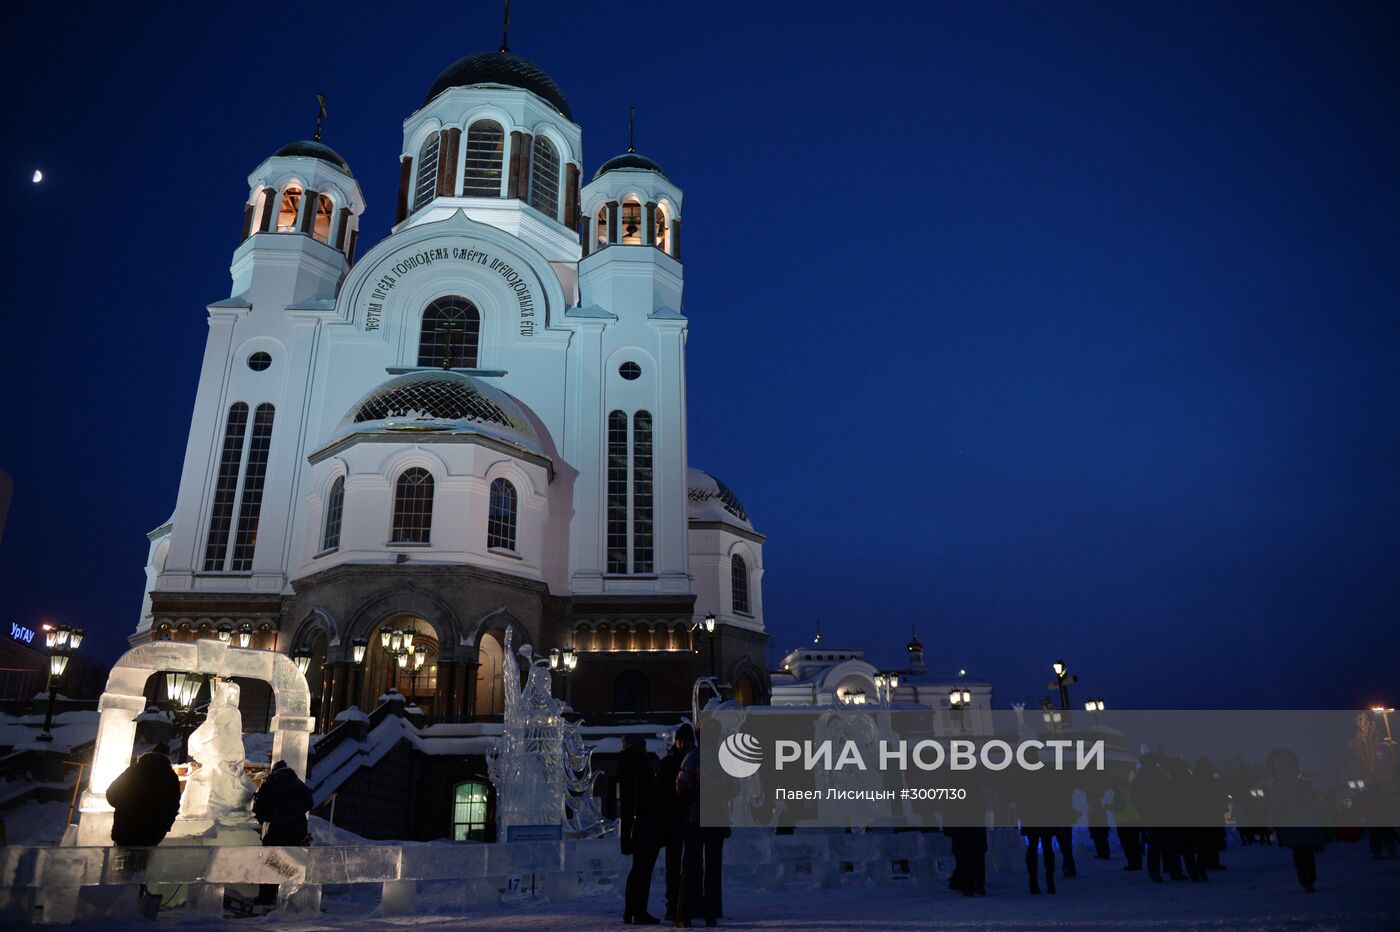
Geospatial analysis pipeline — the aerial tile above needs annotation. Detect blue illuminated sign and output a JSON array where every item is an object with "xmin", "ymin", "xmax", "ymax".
[{"xmin": 9, "ymin": 622, "xmax": 35, "ymax": 644}]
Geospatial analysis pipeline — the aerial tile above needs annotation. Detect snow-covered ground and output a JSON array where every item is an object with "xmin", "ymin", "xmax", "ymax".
[{"xmin": 36, "ymin": 838, "xmax": 1400, "ymax": 930}]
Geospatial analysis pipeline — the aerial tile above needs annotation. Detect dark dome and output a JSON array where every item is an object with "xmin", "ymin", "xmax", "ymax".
[
  {"xmin": 593, "ymin": 152, "xmax": 668, "ymax": 182},
  {"xmin": 273, "ymin": 140, "xmax": 353, "ymax": 176},
  {"xmin": 424, "ymin": 51, "xmax": 572, "ymax": 120}
]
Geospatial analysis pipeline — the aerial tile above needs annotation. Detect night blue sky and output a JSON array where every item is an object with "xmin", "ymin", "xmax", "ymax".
[{"xmin": 1, "ymin": 2, "xmax": 1395, "ymax": 709}]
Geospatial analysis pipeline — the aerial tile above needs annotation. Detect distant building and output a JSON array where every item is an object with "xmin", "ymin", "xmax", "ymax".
[{"xmin": 770, "ymin": 630, "xmax": 995, "ymax": 731}]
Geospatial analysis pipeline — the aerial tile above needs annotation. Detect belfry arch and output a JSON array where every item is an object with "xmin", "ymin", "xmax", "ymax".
[{"xmin": 76, "ymin": 639, "xmax": 312, "ymax": 846}]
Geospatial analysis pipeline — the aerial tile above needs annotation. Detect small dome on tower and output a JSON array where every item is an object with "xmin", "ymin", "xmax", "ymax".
[
  {"xmin": 272, "ymin": 140, "xmax": 353, "ymax": 176},
  {"xmin": 593, "ymin": 152, "xmax": 669, "ymax": 182},
  {"xmin": 907, "ymin": 629, "xmax": 924, "ymax": 652},
  {"xmin": 687, "ymin": 467, "xmax": 751, "ymax": 529},
  {"xmin": 424, "ymin": 51, "xmax": 572, "ymax": 119}
]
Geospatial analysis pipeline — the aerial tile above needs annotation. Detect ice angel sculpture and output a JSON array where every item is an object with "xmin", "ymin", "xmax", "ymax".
[{"xmin": 486, "ymin": 628, "xmax": 608, "ymax": 839}]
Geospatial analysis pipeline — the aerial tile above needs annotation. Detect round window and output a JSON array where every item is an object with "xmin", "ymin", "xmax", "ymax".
[
  {"xmin": 248, "ymin": 352, "xmax": 272, "ymax": 371},
  {"xmin": 619, "ymin": 361, "xmax": 642, "ymax": 380}
]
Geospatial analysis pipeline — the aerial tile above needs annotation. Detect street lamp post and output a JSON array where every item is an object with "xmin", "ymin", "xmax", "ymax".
[
  {"xmin": 949, "ymin": 686, "xmax": 972, "ymax": 732},
  {"xmin": 405, "ymin": 645, "xmax": 427, "ymax": 706},
  {"xmin": 164, "ymin": 670, "xmax": 207, "ymax": 763},
  {"xmin": 380, "ymin": 626, "xmax": 420, "ymax": 704},
  {"xmin": 1040, "ymin": 695, "xmax": 1064, "ymax": 731},
  {"xmin": 549, "ymin": 645, "xmax": 579, "ymax": 706},
  {"xmin": 692, "ymin": 612, "xmax": 718, "ymax": 679},
  {"xmin": 1373, "ymin": 706, "xmax": 1396, "ymax": 746},
  {"xmin": 1049, "ymin": 659, "xmax": 1078, "ymax": 711},
  {"xmin": 1084, "ymin": 697, "xmax": 1105, "ymax": 728},
  {"xmin": 875, "ymin": 672, "xmax": 901, "ymax": 707},
  {"xmin": 349, "ymin": 636, "xmax": 368, "ymax": 711},
  {"xmin": 38, "ymin": 625, "xmax": 83, "ymax": 742}
]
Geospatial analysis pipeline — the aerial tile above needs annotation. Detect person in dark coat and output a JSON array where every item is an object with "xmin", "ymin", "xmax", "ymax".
[
  {"xmin": 1191, "ymin": 757, "xmax": 1228, "ymax": 871},
  {"xmin": 675, "ymin": 727, "xmax": 724, "ymax": 928},
  {"xmin": 106, "ymin": 743, "xmax": 181, "ymax": 847},
  {"xmin": 1164, "ymin": 756, "xmax": 1203, "ymax": 880},
  {"xmin": 1133, "ymin": 753, "xmax": 1172, "ymax": 882},
  {"xmin": 1108, "ymin": 776, "xmax": 1144, "ymax": 871},
  {"xmin": 252, "ymin": 760, "xmax": 315, "ymax": 905},
  {"xmin": 1087, "ymin": 792, "xmax": 1112, "ymax": 859},
  {"xmin": 658, "ymin": 726, "xmax": 691, "ymax": 921},
  {"xmin": 944, "ymin": 778, "xmax": 988, "ymax": 896},
  {"xmin": 618, "ymin": 734, "xmax": 663, "ymax": 925},
  {"xmin": 1015, "ymin": 749, "xmax": 1059, "ymax": 895},
  {"xmin": 1267, "ymin": 747, "xmax": 1325, "ymax": 892}
]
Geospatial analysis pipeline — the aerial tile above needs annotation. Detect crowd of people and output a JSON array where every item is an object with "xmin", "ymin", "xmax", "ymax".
[
  {"xmin": 942, "ymin": 746, "xmax": 1399, "ymax": 899},
  {"xmin": 614, "ymin": 723, "xmax": 728, "ymax": 927}
]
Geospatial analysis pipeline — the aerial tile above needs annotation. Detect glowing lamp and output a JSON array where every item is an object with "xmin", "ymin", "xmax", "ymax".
[
  {"xmin": 293, "ymin": 646, "xmax": 312, "ymax": 676},
  {"xmin": 217, "ymin": 622, "xmax": 233, "ymax": 642},
  {"xmin": 352, "ymin": 637, "xmax": 368, "ymax": 664},
  {"xmin": 68, "ymin": 628, "xmax": 84, "ymax": 650},
  {"xmin": 401, "ymin": 628, "xmax": 415, "ymax": 650},
  {"xmin": 397, "ymin": 652, "xmax": 408, "ymax": 669},
  {"xmin": 1052, "ymin": 659, "xmax": 1067, "ymax": 678},
  {"xmin": 703, "ymin": 612, "xmax": 716, "ymax": 634},
  {"xmin": 50, "ymin": 653, "xmax": 69, "ymax": 677},
  {"xmin": 380, "ymin": 628, "xmax": 392, "ymax": 650},
  {"xmin": 413, "ymin": 645, "xmax": 426, "ymax": 670},
  {"xmin": 238, "ymin": 623, "xmax": 252, "ymax": 648}
]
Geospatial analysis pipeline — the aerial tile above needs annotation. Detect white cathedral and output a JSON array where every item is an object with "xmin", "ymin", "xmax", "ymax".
[{"xmin": 134, "ymin": 44, "xmax": 772, "ymax": 726}]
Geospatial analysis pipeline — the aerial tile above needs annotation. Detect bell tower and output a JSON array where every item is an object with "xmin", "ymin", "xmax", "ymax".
[
  {"xmin": 566, "ymin": 137, "xmax": 690, "ymax": 596},
  {"xmin": 232, "ymin": 140, "xmax": 366, "ymax": 305}
]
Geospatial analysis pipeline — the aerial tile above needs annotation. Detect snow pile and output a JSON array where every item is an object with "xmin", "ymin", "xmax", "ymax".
[{"xmin": 1, "ymin": 800, "xmax": 70, "ymax": 845}]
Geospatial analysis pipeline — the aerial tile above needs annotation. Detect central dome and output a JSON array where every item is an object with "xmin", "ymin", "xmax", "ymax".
[
  {"xmin": 424, "ymin": 51, "xmax": 572, "ymax": 120},
  {"xmin": 328, "ymin": 371, "xmax": 545, "ymax": 460}
]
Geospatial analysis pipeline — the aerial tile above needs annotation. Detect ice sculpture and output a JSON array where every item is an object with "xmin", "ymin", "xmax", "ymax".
[
  {"xmin": 486, "ymin": 629, "xmax": 607, "ymax": 839},
  {"xmin": 179, "ymin": 678, "xmax": 256, "ymax": 823}
]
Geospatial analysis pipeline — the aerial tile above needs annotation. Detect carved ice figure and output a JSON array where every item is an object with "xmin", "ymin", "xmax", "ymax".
[
  {"xmin": 486, "ymin": 628, "xmax": 607, "ymax": 839},
  {"xmin": 179, "ymin": 678, "xmax": 255, "ymax": 822}
]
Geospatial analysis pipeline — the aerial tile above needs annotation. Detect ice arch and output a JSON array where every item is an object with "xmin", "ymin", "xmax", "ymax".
[{"xmin": 77, "ymin": 639, "xmax": 312, "ymax": 846}]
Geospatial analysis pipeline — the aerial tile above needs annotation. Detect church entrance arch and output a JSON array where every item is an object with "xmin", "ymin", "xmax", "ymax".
[
  {"xmin": 76, "ymin": 639, "xmax": 312, "ymax": 846},
  {"xmin": 364, "ymin": 614, "xmax": 442, "ymax": 713}
]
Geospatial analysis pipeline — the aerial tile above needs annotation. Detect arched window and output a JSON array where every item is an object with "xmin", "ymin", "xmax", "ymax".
[
  {"xmin": 322, "ymin": 476, "xmax": 344, "ymax": 552},
  {"xmin": 230, "ymin": 404, "xmax": 275, "ymax": 571},
  {"xmin": 391, "ymin": 468, "xmax": 434, "ymax": 543},
  {"xmin": 202, "ymin": 402, "xmax": 275, "ymax": 572},
  {"xmin": 487, "ymin": 478, "xmax": 517, "ymax": 551},
  {"xmin": 621, "ymin": 199, "xmax": 643, "ymax": 245},
  {"xmin": 277, "ymin": 186, "xmax": 302, "ymax": 232},
  {"xmin": 312, "ymin": 194, "xmax": 333, "ymax": 242},
  {"xmin": 731, "ymin": 554, "xmax": 751, "ymax": 615},
  {"xmin": 452, "ymin": 781, "xmax": 491, "ymax": 841},
  {"xmin": 528, "ymin": 136, "xmax": 561, "ymax": 219},
  {"xmin": 595, "ymin": 204, "xmax": 609, "ymax": 249},
  {"xmin": 654, "ymin": 204, "xmax": 670, "ymax": 253},
  {"xmin": 462, "ymin": 120, "xmax": 505, "ymax": 197},
  {"xmin": 632, "ymin": 412, "xmax": 653, "ymax": 573},
  {"xmin": 612, "ymin": 670, "xmax": 651, "ymax": 714},
  {"xmin": 417, "ymin": 296, "xmax": 481, "ymax": 369},
  {"xmin": 414, "ymin": 133, "xmax": 441, "ymax": 211},
  {"xmin": 203, "ymin": 403, "xmax": 249, "ymax": 570},
  {"xmin": 606, "ymin": 411, "xmax": 628, "ymax": 574}
]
